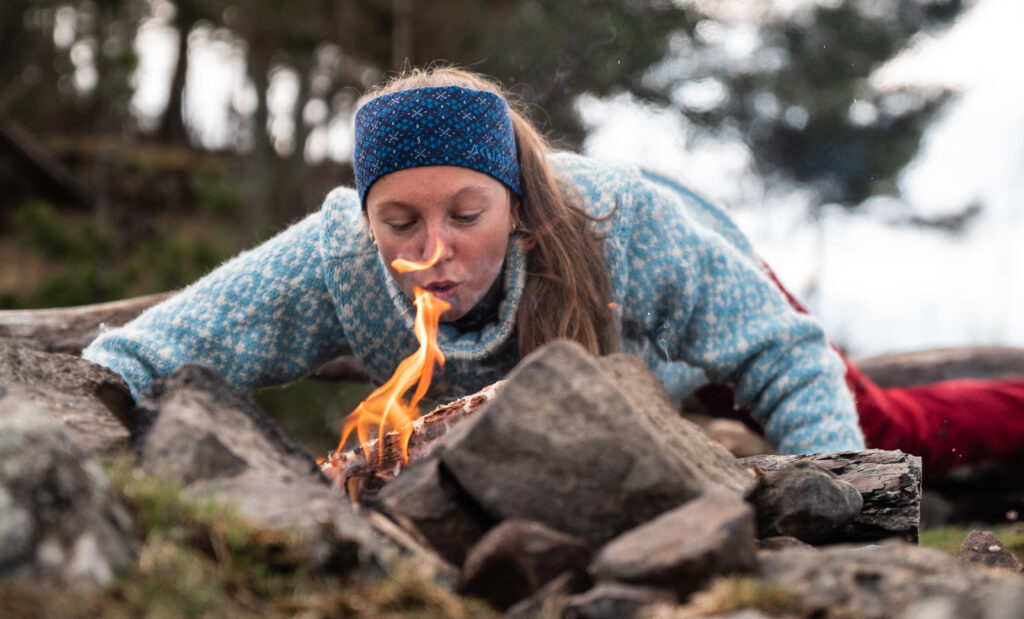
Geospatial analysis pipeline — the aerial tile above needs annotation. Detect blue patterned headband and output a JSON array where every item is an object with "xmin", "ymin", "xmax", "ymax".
[{"xmin": 353, "ymin": 85, "xmax": 522, "ymax": 205}]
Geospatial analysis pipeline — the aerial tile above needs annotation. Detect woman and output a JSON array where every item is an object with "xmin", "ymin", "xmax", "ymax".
[{"xmin": 83, "ymin": 66, "xmax": 1021, "ymax": 469}]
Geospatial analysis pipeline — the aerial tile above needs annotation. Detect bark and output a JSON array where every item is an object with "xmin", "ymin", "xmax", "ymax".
[{"xmin": 741, "ymin": 450, "xmax": 922, "ymax": 543}]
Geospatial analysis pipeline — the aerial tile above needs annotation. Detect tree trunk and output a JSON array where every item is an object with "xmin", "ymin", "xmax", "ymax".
[{"xmin": 156, "ymin": 8, "xmax": 193, "ymax": 145}]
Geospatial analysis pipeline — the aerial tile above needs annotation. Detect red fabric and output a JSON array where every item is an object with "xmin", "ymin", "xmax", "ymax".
[{"xmin": 697, "ymin": 263, "xmax": 1024, "ymax": 475}]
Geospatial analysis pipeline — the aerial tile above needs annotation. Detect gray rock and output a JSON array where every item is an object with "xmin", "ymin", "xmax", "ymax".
[
  {"xmin": 0, "ymin": 397, "xmax": 135, "ymax": 587},
  {"xmin": 439, "ymin": 340, "xmax": 755, "ymax": 546},
  {"xmin": 565, "ymin": 582, "xmax": 677, "ymax": 619},
  {"xmin": 959, "ymin": 530, "xmax": 1024, "ymax": 574},
  {"xmin": 460, "ymin": 519, "xmax": 592, "ymax": 609},
  {"xmin": 186, "ymin": 470, "xmax": 388, "ymax": 572},
  {"xmin": 376, "ymin": 457, "xmax": 493, "ymax": 566},
  {"xmin": 759, "ymin": 540, "xmax": 1024, "ymax": 619},
  {"xmin": 137, "ymin": 364, "xmax": 321, "ymax": 484},
  {"xmin": 751, "ymin": 461, "xmax": 863, "ymax": 544},
  {"xmin": 589, "ymin": 492, "xmax": 758, "ymax": 599},
  {"xmin": 138, "ymin": 365, "xmax": 387, "ymax": 571},
  {"xmin": 0, "ymin": 342, "xmax": 131, "ymax": 456}
]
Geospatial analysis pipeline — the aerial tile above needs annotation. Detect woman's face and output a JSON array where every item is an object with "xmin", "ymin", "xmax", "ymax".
[{"xmin": 365, "ymin": 165, "xmax": 515, "ymax": 322}]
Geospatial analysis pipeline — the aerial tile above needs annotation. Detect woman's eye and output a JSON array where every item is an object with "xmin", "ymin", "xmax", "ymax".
[
  {"xmin": 453, "ymin": 213, "xmax": 481, "ymax": 224},
  {"xmin": 388, "ymin": 220, "xmax": 415, "ymax": 232}
]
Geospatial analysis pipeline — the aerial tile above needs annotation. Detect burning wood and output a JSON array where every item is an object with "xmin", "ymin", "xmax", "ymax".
[
  {"xmin": 318, "ymin": 381, "xmax": 504, "ymax": 503},
  {"xmin": 334, "ymin": 241, "xmax": 451, "ymax": 464},
  {"xmin": 318, "ymin": 239, "xmax": 457, "ymax": 503}
]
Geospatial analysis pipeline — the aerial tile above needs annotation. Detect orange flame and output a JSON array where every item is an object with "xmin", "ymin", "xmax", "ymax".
[{"xmin": 334, "ymin": 240, "xmax": 450, "ymax": 464}]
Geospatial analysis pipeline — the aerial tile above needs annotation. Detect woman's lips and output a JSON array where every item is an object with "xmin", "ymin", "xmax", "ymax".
[{"xmin": 425, "ymin": 281, "xmax": 458, "ymax": 301}]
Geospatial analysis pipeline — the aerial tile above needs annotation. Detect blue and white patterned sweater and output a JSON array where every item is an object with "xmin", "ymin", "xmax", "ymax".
[{"xmin": 83, "ymin": 153, "xmax": 865, "ymax": 454}]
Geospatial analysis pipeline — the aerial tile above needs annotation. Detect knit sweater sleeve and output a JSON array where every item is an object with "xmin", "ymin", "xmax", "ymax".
[
  {"xmin": 82, "ymin": 210, "xmax": 350, "ymax": 401},
  {"xmin": 620, "ymin": 179, "xmax": 865, "ymax": 454}
]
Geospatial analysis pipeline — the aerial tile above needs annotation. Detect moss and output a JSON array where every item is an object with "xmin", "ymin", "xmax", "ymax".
[
  {"xmin": 0, "ymin": 457, "xmax": 495, "ymax": 618},
  {"xmin": 638, "ymin": 576, "xmax": 809, "ymax": 619}
]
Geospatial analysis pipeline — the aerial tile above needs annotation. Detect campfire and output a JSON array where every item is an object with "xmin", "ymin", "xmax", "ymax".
[{"xmin": 319, "ymin": 240, "xmax": 467, "ymax": 497}]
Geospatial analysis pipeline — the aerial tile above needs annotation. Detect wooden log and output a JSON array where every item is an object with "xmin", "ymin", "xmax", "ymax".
[
  {"xmin": 853, "ymin": 346, "xmax": 1024, "ymax": 387},
  {"xmin": 0, "ymin": 292, "xmax": 176, "ymax": 354},
  {"xmin": 0, "ymin": 292, "xmax": 371, "ymax": 381},
  {"xmin": 740, "ymin": 450, "xmax": 922, "ymax": 543}
]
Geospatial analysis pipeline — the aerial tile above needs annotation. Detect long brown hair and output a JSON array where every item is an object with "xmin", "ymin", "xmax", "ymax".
[{"xmin": 359, "ymin": 66, "xmax": 617, "ymax": 357}]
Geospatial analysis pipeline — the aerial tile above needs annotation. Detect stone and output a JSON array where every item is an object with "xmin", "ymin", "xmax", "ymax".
[
  {"xmin": 439, "ymin": 340, "xmax": 755, "ymax": 546},
  {"xmin": 759, "ymin": 540, "xmax": 1024, "ymax": 619},
  {"xmin": 0, "ymin": 399, "xmax": 135, "ymax": 587},
  {"xmin": 136, "ymin": 364, "xmax": 322, "ymax": 484},
  {"xmin": 460, "ymin": 519, "xmax": 592, "ymax": 609},
  {"xmin": 589, "ymin": 492, "xmax": 758, "ymax": 599},
  {"xmin": 0, "ymin": 342, "xmax": 132, "ymax": 456},
  {"xmin": 376, "ymin": 457, "xmax": 493, "ymax": 566},
  {"xmin": 138, "ymin": 364, "xmax": 387, "ymax": 571},
  {"xmin": 959, "ymin": 530, "xmax": 1024, "ymax": 573},
  {"xmin": 186, "ymin": 470, "xmax": 388, "ymax": 572},
  {"xmin": 750, "ymin": 461, "xmax": 863, "ymax": 544},
  {"xmin": 565, "ymin": 582, "xmax": 677, "ymax": 619}
]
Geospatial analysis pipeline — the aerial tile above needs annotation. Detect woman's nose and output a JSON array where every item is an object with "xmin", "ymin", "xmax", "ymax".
[{"xmin": 422, "ymin": 226, "xmax": 453, "ymax": 262}]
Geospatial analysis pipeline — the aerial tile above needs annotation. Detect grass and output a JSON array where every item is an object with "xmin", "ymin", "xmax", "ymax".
[
  {"xmin": 919, "ymin": 522, "xmax": 1024, "ymax": 559},
  {"xmin": 0, "ymin": 455, "xmax": 496, "ymax": 618},
  {"xmin": 636, "ymin": 576, "xmax": 809, "ymax": 619}
]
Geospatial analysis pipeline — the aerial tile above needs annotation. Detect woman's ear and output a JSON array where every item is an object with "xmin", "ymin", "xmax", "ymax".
[{"xmin": 364, "ymin": 215, "xmax": 378, "ymax": 246}]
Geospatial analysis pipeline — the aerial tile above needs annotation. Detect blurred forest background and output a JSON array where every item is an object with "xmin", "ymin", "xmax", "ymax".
[
  {"xmin": 0, "ymin": 0, "xmax": 997, "ymax": 452},
  {"xmin": 1, "ymin": 0, "xmax": 968, "ymax": 311}
]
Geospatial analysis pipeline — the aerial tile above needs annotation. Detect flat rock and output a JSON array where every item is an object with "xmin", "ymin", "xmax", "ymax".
[
  {"xmin": 0, "ymin": 398, "xmax": 135, "ymax": 587},
  {"xmin": 750, "ymin": 460, "xmax": 863, "ymax": 544},
  {"xmin": 460, "ymin": 519, "xmax": 592, "ymax": 609},
  {"xmin": 589, "ymin": 492, "xmax": 757, "ymax": 598},
  {"xmin": 440, "ymin": 340, "xmax": 755, "ymax": 546},
  {"xmin": 959, "ymin": 530, "xmax": 1024, "ymax": 573},
  {"xmin": 0, "ymin": 342, "xmax": 131, "ymax": 456},
  {"xmin": 759, "ymin": 540, "xmax": 1024, "ymax": 619}
]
